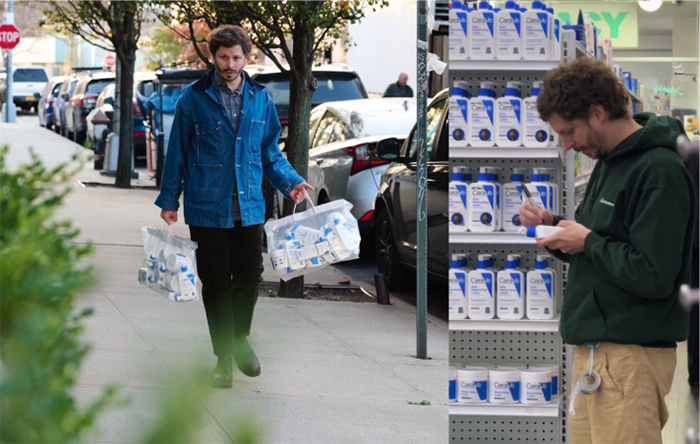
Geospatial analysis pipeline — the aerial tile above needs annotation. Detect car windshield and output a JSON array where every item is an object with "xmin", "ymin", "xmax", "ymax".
[
  {"xmin": 14, "ymin": 69, "xmax": 48, "ymax": 82},
  {"xmin": 86, "ymin": 79, "xmax": 114, "ymax": 95},
  {"xmin": 256, "ymin": 73, "xmax": 367, "ymax": 118},
  {"xmin": 51, "ymin": 83, "xmax": 63, "ymax": 96}
]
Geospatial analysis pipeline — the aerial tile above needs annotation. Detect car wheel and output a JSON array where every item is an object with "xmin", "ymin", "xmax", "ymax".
[{"xmin": 375, "ymin": 208, "xmax": 409, "ymax": 291}]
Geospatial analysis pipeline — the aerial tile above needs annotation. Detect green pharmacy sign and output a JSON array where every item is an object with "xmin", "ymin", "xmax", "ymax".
[{"xmin": 554, "ymin": 2, "xmax": 639, "ymax": 48}]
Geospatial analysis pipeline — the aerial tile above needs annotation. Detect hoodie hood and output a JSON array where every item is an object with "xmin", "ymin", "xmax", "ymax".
[{"xmin": 607, "ymin": 113, "xmax": 685, "ymax": 161}]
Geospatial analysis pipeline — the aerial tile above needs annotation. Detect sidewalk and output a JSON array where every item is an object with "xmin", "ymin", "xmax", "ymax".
[{"xmin": 3, "ymin": 121, "xmax": 449, "ymax": 443}]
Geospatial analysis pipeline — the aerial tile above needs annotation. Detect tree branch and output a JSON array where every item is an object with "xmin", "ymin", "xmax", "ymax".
[{"xmin": 189, "ymin": 19, "xmax": 213, "ymax": 68}]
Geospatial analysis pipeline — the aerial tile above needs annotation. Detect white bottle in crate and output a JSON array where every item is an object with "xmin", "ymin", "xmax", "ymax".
[
  {"xmin": 523, "ymin": 81, "xmax": 554, "ymax": 147},
  {"xmin": 469, "ymin": 82, "xmax": 497, "ymax": 147},
  {"xmin": 468, "ymin": 1, "xmax": 496, "ymax": 60},
  {"xmin": 449, "ymin": 81, "xmax": 471, "ymax": 147},
  {"xmin": 503, "ymin": 168, "xmax": 526, "ymax": 232},
  {"xmin": 468, "ymin": 254, "xmax": 496, "ymax": 319},
  {"xmin": 523, "ymin": 0, "xmax": 550, "ymax": 60},
  {"xmin": 497, "ymin": 254, "xmax": 526, "ymax": 319},
  {"xmin": 468, "ymin": 167, "xmax": 499, "ymax": 232},
  {"xmin": 449, "ymin": 254, "xmax": 469, "ymax": 319},
  {"xmin": 496, "ymin": 81, "xmax": 523, "ymax": 147},
  {"xmin": 527, "ymin": 255, "xmax": 556, "ymax": 320},
  {"xmin": 449, "ymin": 1, "xmax": 470, "ymax": 61},
  {"xmin": 449, "ymin": 166, "xmax": 470, "ymax": 230},
  {"xmin": 496, "ymin": 1, "xmax": 523, "ymax": 60}
]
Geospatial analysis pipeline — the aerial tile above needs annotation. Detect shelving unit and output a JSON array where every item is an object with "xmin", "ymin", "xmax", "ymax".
[
  {"xmin": 449, "ymin": 34, "xmax": 579, "ymax": 444},
  {"xmin": 450, "ymin": 399, "xmax": 562, "ymax": 417}
]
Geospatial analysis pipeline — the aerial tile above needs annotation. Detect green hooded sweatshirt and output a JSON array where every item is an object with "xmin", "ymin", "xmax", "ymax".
[{"xmin": 555, "ymin": 113, "xmax": 696, "ymax": 346}]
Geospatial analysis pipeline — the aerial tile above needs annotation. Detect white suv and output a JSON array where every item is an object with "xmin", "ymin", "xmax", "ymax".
[{"xmin": 0, "ymin": 66, "xmax": 48, "ymax": 112}]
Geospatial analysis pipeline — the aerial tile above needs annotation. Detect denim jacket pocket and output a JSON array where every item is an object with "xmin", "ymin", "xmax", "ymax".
[
  {"xmin": 195, "ymin": 121, "xmax": 224, "ymax": 159},
  {"xmin": 248, "ymin": 119, "xmax": 266, "ymax": 154},
  {"xmin": 187, "ymin": 163, "xmax": 222, "ymax": 204}
]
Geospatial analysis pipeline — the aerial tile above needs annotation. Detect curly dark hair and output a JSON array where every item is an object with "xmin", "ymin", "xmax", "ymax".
[
  {"xmin": 208, "ymin": 25, "xmax": 252, "ymax": 57},
  {"xmin": 537, "ymin": 58, "xmax": 630, "ymax": 123}
]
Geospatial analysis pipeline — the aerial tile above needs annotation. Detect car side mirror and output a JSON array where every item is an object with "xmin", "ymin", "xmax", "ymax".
[
  {"xmin": 104, "ymin": 97, "xmax": 114, "ymax": 106},
  {"xmin": 377, "ymin": 138, "xmax": 404, "ymax": 161},
  {"xmin": 61, "ymin": 93, "xmax": 69, "ymax": 100}
]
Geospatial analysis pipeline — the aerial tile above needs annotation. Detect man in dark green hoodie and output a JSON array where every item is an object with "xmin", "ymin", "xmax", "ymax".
[{"xmin": 519, "ymin": 58, "xmax": 696, "ymax": 444}]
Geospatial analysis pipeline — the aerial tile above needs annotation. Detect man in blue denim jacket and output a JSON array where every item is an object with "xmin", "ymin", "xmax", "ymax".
[{"xmin": 155, "ymin": 25, "xmax": 313, "ymax": 388}]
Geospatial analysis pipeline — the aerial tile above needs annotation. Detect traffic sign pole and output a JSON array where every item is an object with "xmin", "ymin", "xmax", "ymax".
[{"xmin": 1, "ymin": 1, "xmax": 18, "ymax": 123}]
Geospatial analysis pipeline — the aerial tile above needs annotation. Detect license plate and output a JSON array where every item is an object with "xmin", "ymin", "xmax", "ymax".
[{"xmin": 25, "ymin": 96, "xmax": 36, "ymax": 101}]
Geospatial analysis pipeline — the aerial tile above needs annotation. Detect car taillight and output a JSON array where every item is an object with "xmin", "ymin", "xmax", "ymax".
[
  {"xmin": 133, "ymin": 98, "xmax": 142, "ymax": 117},
  {"xmin": 133, "ymin": 131, "xmax": 146, "ymax": 137},
  {"xmin": 359, "ymin": 210, "xmax": 374, "ymax": 222},
  {"xmin": 346, "ymin": 144, "xmax": 390, "ymax": 176}
]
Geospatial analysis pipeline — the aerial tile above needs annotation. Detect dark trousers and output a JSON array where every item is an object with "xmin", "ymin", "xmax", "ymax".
[{"xmin": 189, "ymin": 224, "xmax": 264, "ymax": 358}]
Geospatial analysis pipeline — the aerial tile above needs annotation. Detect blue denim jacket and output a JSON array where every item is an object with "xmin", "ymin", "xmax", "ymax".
[{"xmin": 155, "ymin": 70, "xmax": 304, "ymax": 228}]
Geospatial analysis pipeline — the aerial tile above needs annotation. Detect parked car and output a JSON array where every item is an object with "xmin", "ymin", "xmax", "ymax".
[
  {"xmin": 65, "ymin": 72, "xmax": 115, "ymax": 144},
  {"xmin": 270, "ymin": 98, "xmax": 416, "ymax": 237},
  {"xmin": 373, "ymin": 89, "xmax": 449, "ymax": 290},
  {"xmin": 38, "ymin": 76, "xmax": 67, "ymax": 129},
  {"xmin": 53, "ymin": 76, "xmax": 79, "ymax": 136},
  {"xmin": 0, "ymin": 66, "xmax": 49, "ymax": 113},
  {"xmin": 85, "ymin": 84, "xmax": 115, "ymax": 169},
  {"xmin": 247, "ymin": 64, "xmax": 369, "ymax": 144}
]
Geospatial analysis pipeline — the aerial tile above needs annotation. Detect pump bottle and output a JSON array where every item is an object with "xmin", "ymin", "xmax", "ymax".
[
  {"xmin": 495, "ymin": 1, "xmax": 523, "ymax": 60},
  {"xmin": 468, "ymin": 254, "xmax": 496, "ymax": 319},
  {"xmin": 503, "ymin": 168, "xmax": 527, "ymax": 232},
  {"xmin": 496, "ymin": 81, "xmax": 523, "ymax": 147},
  {"xmin": 450, "ymin": 254, "xmax": 469, "ymax": 319},
  {"xmin": 470, "ymin": 82, "xmax": 497, "ymax": 148},
  {"xmin": 449, "ymin": 1, "xmax": 470, "ymax": 61},
  {"xmin": 468, "ymin": 1, "xmax": 496, "ymax": 60},
  {"xmin": 527, "ymin": 255, "xmax": 555, "ymax": 320},
  {"xmin": 497, "ymin": 254, "xmax": 526, "ymax": 319},
  {"xmin": 449, "ymin": 81, "xmax": 471, "ymax": 148}
]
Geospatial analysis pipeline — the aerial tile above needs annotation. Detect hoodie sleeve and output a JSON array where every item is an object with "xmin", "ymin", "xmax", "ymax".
[
  {"xmin": 583, "ymin": 186, "xmax": 691, "ymax": 299},
  {"xmin": 546, "ymin": 215, "xmax": 572, "ymax": 263}
]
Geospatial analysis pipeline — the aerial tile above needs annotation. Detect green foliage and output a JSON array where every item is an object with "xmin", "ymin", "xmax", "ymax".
[
  {"xmin": 407, "ymin": 400, "xmax": 432, "ymax": 406},
  {"xmin": 0, "ymin": 146, "xmax": 116, "ymax": 443}
]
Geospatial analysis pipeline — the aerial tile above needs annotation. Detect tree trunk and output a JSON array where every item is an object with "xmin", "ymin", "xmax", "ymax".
[
  {"xmin": 278, "ymin": 19, "xmax": 316, "ymax": 299},
  {"xmin": 114, "ymin": 5, "xmax": 137, "ymax": 189}
]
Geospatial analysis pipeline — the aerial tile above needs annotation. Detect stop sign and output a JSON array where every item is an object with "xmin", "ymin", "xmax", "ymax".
[
  {"xmin": 105, "ymin": 54, "xmax": 116, "ymax": 67},
  {"xmin": 0, "ymin": 24, "xmax": 20, "ymax": 50}
]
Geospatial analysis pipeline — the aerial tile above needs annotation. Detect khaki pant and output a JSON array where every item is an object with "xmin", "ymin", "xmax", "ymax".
[{"xmin": 570, "ymin": 343, "xmax": 677, "ymax": 444}]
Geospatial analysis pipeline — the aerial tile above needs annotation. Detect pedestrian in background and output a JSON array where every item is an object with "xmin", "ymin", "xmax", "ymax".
[
  {"xmin": 382, "ymin": 72, "xmax": 413, "ymax": 98},
  {"xmin": 519, "ymin": 57, "xmax": 696, "ymax": 444},
  {"xmin": 155, "ymin": 25, "xmax": 313, "ymax": 388}
]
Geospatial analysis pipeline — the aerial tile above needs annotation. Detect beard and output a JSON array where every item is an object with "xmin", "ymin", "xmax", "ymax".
[
  {"xmin": 217, "ymin": 67, "xmax": 241, "ymax": 82},
  {"xmin": 580, "ymin": 127, "xmax": 608, "ymax": 160}
]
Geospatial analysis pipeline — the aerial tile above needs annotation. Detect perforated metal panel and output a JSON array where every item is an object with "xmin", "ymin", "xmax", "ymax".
[
  {"xmin": 449, "ymin": 68, "xmax": 577, "ymax": 443},
  {"xmin": 451, "ymin": 417, "xmax": 561, "ymax": 442}
]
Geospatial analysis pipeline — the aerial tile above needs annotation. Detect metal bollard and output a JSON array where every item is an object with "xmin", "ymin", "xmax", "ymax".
[{"xmin": 374, "ymin": 273, "xmax": 391, "ymax": 305}]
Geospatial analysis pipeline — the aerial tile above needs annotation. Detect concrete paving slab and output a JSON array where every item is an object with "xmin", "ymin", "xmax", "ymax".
[
  {"xmin": 81, "ymin": 315, "xmax": 153, "ymax": 352},
  {"xmin": 73, "ymin": 385, "xmax": 232, "ymax": 444},
  {"xmin": 204, "ymin": 390, "xmax": 447, "ymax": 444},
  {"xmin": 78, "ymin": 349, "xmax": 170, "ymax": 389}
]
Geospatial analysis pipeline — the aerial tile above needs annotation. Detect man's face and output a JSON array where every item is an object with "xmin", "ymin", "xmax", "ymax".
[
  {"xmin": 398, "ymin": 74, "xmax": 408, "ymax": 87},
  {"xmin": 548, "ymin": 112, "xmax": 607, "ymax": 159},
  {"xmin": 214, "ymin": 45, "xmax": 246, "ymax": 83}
]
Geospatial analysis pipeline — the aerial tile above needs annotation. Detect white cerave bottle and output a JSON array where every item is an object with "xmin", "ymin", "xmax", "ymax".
[
  {"xmin": 468, "ymin": 254, "xmax": 496, "ymax": 319},
  {"xmin": 503, "ymin": 168, "xmax": 526, "ymax": 232},
  {"xmin": 469, "ymin": 82, "xmax": 497, "ymax": 147},
  {"xmin": 523, "ymin": 81, "xmax": 554, "ymax": 147},
  {"xmin": 449, "ymin": 166, "xmax": 469, "ymax": 231},
  {"xmin": 468, "ymin": 167, "xmax": 499, "ymax": 232},
  {"xmin": 449, "ymin": 81, "xmax": 471, "ymax": 147},
  {"xmin": 497, "ymin": 254, "xmax": 525, "ymax": 319},
  {"xmin": 525, "ymin": 168, "xmax": 554, "ymax": 213},
  {"xmin": 449, "ymin": 1, "xmax": 470, "ymax": 61},
  {"xmin": 489, "ymin": 169, "xmax": 503, "ymax": 231},
  {"xmin": 468, "ymin": 1, "xmax": 496, "ymax": 60},
  {"xmin": 449, "ymin": 254, "xmax": 469, "ymax": 319},
  {"xmin": 496, "ymin": 81, "xmax": 523, "ymax": 147},
  {"xmin": 546, "ymin": 3, "xmax": 562, "ymax": 61},
  {"xmin": 495, "ymin": 1, "xmax": 523, "ymax": 60},
  {"xmin": 527, "ymin": 255, "xmax": 555, "ymax": 320},
  {"xmin": 523, "ymin": 0, "xmax": 550, "ymax": 60}
]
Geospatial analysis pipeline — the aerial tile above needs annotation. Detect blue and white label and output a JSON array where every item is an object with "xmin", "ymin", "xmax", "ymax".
[
  {"xmin": 449, "ymin": 379, "xmax": 457, "ymax": 402},
  {"xmin": 497, "ymin": 270, "xmax": 525, "ymax": 318},
  {"xmin": 527, "ymin": 270, "xmax": 555, "ymax": 318},
  {"xmin": 468, "ymin": 270, "xmax": 495, "ymax": 318},
  {"xmin": 503, "ymin": 184, "xmax": 524, "ymax": 230},
  {"xmin": 496, "ymin": 12, "xmax": 522, "ymax": 57},
  {"xmin": 449, "ymin": 270, "xmax": 468, "ymax": 318},
  {"xmin": 449, "ymin": 97, "xmax": 469, "ymax": 144},
  {"xmin": 449, "ymin": 183, "xmax": 469, "ymax": 227},
  {"xmin": 522, "ymin": 380, "xmax": 552, "ymax": 403},
  {"xmin": 459, "ymin": 379, "xmax": 489, "ymax": 403},
  {"xmin": 470, "ymin": 98, "xmax": 495, "ymax": 145},
  {"xmin": 490, "ymin": 380, "xmax": 521, "ymax": 403},
  {"xmin": 524, "ymin": 98, "xmax": 551, "ymax": 146},
  {"xmin": 449, "ymin": 10, "xmax": 469, "ymax": 59},
  {"xmin": 469, "ymin": 184, "xmax": 495, "ymax": 228},
  {"xmin": 497, "ymin": 99, "xmax": 522, "ymax": 145},
  {"xmin": 469, "ymin": 11, "xmax": 495, "ymax": 58},
  {"xmin": 524, "ymin": 12, "xmax": 550, "ymax": 59}
]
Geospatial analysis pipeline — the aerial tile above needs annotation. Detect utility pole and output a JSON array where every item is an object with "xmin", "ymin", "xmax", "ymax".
[
  {"xmin": 2, "ymin": 0, "xmax": 17, "ymax": 123},
  {"xmin": 415, "ymin": 0, "xmax": 428, "ymax": 360}
]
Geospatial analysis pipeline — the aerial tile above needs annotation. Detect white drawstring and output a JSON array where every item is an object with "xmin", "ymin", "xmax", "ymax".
[{"xmin": 569, "ymin": 342, "xmax": 602, "ymax": 417}]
